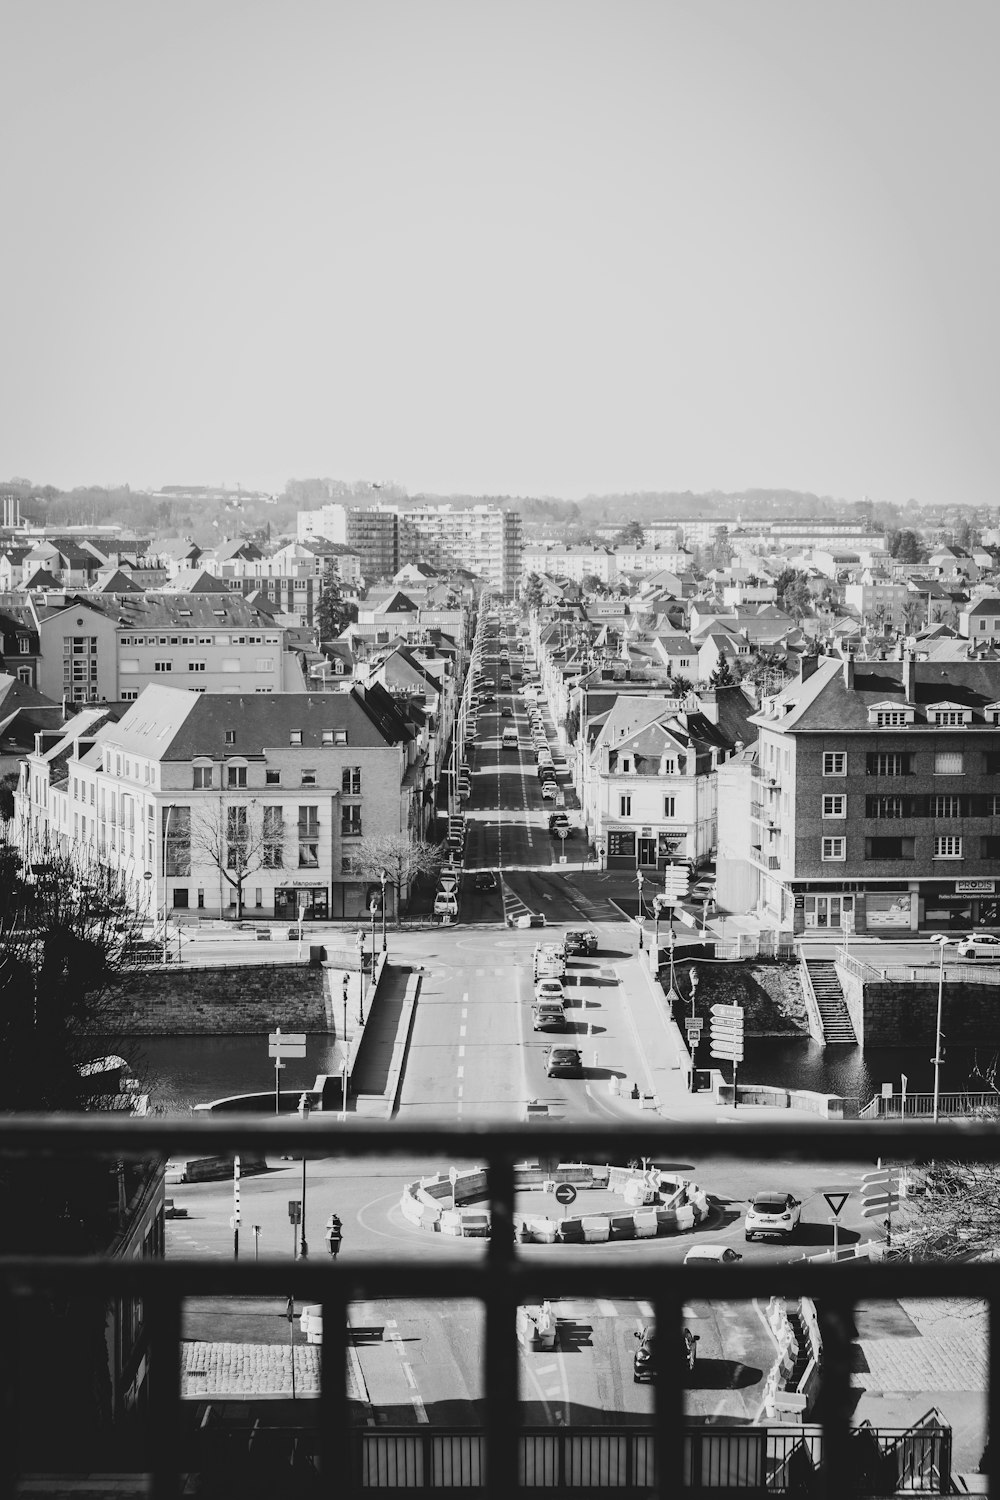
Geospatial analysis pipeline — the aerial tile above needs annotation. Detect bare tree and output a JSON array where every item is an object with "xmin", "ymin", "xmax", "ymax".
[
  {"xmin": 190, "ymin": 796, "xmax": 269, "ymax": 920},
  {"xmin": 346, "ymin": 833, "xmax": 444, "ymax": 923}
]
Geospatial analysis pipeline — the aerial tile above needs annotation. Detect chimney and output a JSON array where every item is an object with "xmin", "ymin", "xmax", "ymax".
[
  {"xmin": 799, "ymin": 653, "xmax": 818, "ymax": 682},
  {"xmin": 700, "ymin": 687, "xmax": 719, "ymax": 723},
  {"xmin": 902, "ymin": 649, "xmax": 916, "ymax": 701},
  {"xmin": 842, "ymin": 656, "xmax": 854, "ymax": 690}
]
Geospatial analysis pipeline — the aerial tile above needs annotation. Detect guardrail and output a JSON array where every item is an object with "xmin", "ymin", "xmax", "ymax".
[{"xmin": 1, "ymin": 1115, "xmax": 993, "ymax": 1497}]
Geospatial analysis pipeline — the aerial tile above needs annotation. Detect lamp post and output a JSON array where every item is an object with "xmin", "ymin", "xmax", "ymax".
[
  {"xmin": 341, "ymin": 972, "xmax": 349, "ymax": 1121},
  {"xmin": 356, "ymin": 929, "xmax": 365, "ymax": 1024},
  {"xmin": 369, "ymin": 897, "xmax": 379, "ymax": 986},
  {"xmin": 635, "ymin": 870, "xmax": 645, "ymax": 951},
  {"xmin": 929, "ymin": 934, "xmax": 950, "ymax": 1124},
  {"xmin": 379, "ymin": 868, "xmax": 388, "ymax": 951},
  {"xmin": 688, "ymin": 966, "xmax": 700, "ymax": 1092},
  {"xmin": 161, "ymin": 804, "xmax": 174, "ymax": 965}
]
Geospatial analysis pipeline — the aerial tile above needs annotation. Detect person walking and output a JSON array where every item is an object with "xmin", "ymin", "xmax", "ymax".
[{"xmin": 325, "ymin": 1213, "xmax": 343, "ymax": 1260}]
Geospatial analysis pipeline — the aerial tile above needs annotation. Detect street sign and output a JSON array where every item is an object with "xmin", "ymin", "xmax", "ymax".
[
  {"xmin": 710, "ymin": 1004, "xmax": 743, "ymax": 1020},
  {"xmin": 685, "ymin": 1017, "xmax": 704, "ymax": 1033},
  {"xmin": 860, "ymin": 1168, "xmax": 900, "ymax": 1219},
  {"xmin": 270, "ymin": 1030, "xmax": 307, "ymax": 1048},
  {"xmin": 823, "ymin": 1192, "xmax": 849, "ymax": 1218},
  {"xmin": 710, "ymin": 1042, "xmax": 744, "ymax": 1062},
  {"xmin": 554, "ymin": 1183, "xmax": 577, "ymax": 1206},
  {"xmin": 288, "ymin": 1200, "xmax": 302, "ymax": 1225}
]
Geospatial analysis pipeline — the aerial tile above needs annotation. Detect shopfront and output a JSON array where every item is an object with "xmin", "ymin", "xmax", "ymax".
[
  {"xmin": 606, "ymin": 827, "xmax": 688, "ymax": 870},
  {"xmin": 922, "ymin": 879, "xmax": 997, "ymax": 932},
  {"xmin": 274, "ymin": 885, "xmax": 329, "ymax": 921}
]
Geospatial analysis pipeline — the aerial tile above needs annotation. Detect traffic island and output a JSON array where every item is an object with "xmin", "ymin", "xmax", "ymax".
[{"xmin": 398, "ymin": 1162, "xmax": 710, "ymax": 1242}]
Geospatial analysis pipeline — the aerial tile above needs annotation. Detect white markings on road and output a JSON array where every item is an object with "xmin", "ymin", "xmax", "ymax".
[
  {"xmin": 388, "ymin": 1325, "xmax": 429, "ymax": 1424},
  {"xmin": 456, "ymin": 1065, "xmax": 464, "ymax": 1078},
  {"xmin": 535, "ymin": 1362, "xmax": 558, "ymax": 1376},
  {"xmin": 458, "ymin": 1045, "xmax": 466, "ymax": 1058},
  {"xmin": 459, "ymin": 1025, "xmax": 467, "ymax": 1038},
  {"xmin": 637, "ymin": 1301, "xmax": 654, "ymax": 1319},
  {"xmin": 597, "ymin": 1299, "xmax": 618, "ymax": 1318}
]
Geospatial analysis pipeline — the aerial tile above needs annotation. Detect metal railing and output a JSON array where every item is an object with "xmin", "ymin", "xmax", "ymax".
[{"xmin": 2, "ymin": 1115, "xmax": 997, "ymax": 1499}]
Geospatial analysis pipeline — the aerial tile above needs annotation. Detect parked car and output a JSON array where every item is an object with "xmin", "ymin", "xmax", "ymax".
[
  {"xmin": 744, "ymin": 1190, "xmax": 802, "ymax": 1242},
  {"xmin": 548, "ymin": 813, "xmax": 571, "ymax": 835},
  {"xmin": 433, "ymin": 892, "xmax": 458, "ymax": 918},
  {"xmin": 632, "ymin": 1326, "xmax": 699, "ymax": 1383},
  {"xmin": 544, "ymin": 1045, "xmax": 582, "ymax": 1077},
  {"xmin": 564, "ymin": 928, "xmax": 598, "ymax": 956},
  {"xmin": 954, "ymin": 934, "xmax": 1000, "ymax": 959},
  {"xmin": 534, "ymin": 977, "xmax": 565, "ymax": 1004},
  {"xmin": 541, "ymin": 781, "xmax": 557, "ymax": 800},
  {"xmin": 532, "ymin": 1001, "xmax": 567, "ymax": 1032}
]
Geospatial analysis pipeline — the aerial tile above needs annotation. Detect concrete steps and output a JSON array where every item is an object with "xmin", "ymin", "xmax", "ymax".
[{"xmin": 806, "ymin": 960, "xmax": 857, "ymax": 1045}]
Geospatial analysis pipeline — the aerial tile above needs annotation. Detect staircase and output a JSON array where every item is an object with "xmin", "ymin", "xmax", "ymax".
[
  {"xmin": 785, "ymin": 1304, "xmax": 811, "ymax": 1391},
  {"xmin": 806, "ymin": 960, "xmax": 857, "ymax": 1044}
]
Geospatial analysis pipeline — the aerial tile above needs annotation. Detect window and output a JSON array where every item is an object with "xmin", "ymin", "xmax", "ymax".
[
  {"xmin": 255, "ymin": 658, "xmax": 273, "ymax": 672},
  {"xmin": 931, "ymin": 709, "xmax": 970, "ymax": 726},
  {"xmin": 874, "ymin": 711, "xmax": 909, "ymax": 727},
  {"xmin": 866, "ymin": 752, "xmax": 911, "ymax": 777},
  {"xmin": 188, "ymin": 661, "xmax": 206, "ymax": 672},
  {"xmin": 254, "ymin": 888, "xmax": 263, "ymax": 908},
  {"xmin": 618, "ymin": 794, "xmax": 632, "ymax": 817},
  {"xmin": 226, "ymin": 805, "xmax": 248, "ymax": 868},
  {"xmin": 298, "ymin": 806, "xmax": 320, "ymax": 866},
  {"xmin": 934, "ymin": 751, "xmax": 964, "ymax": 775},
  {"xmin": 301, "ymin": 768, "xmax": 316, "ymax": 786},
  {"xmin": 820, "ymin": 836, "xmax": 845, "ymax": 861},
  {"xmin": 193, "ymin": 766, "xmax": 213, "ymax": 789},
  {"xmin": 121, "ymin": 689, "xmax": 138, "ymax": 701},
  {"xmin": 290, "ymin": 731, "xmax": 303, "ymax": 746},
  {"xmin": 866, "ymin": 794, "xmax": 905, "ymax": 819},
  {"xmin": 154, "ymin": 661, "xmax": 172, "ymax": 673},
  {"xmin": 163, "ymin": 806, "xmax": 191, "ymax": 877},
  {"xmin": 333, "ymin": 729, "xmax": 348, "ymax": 746},
  {"xmin": 263, "ymin": 806, "xmax": 284, "ymax": 868},
  {"xmin": 172, "ymin": 889, "xmax": 189, "ymax": 909},
  {"xmin": 225, "ymin": 730, "xmax": 235, "ymax": 746},
  {"xmin": 663, "ymin": 795, "xmax": 675, "ymax": 819},
  {"xmin": 322, "ymin": 730, "xmax": 335, "ymax": 746},
  {"xmin": 342, "ymin": 767, "xmax": 362, "ymax": 796},
  {"xmin": 266, "ymin": 770, "xmax": 280, "ymax": 785},
  {"xmin": 822, "ymin": 795, "xmax": 845, "ymax": 818},
  {"xmin": 341, "ymin": 805, "xmax": 362, "ymax": 838},
  {"xmin": 227, "ymin": 765, "xmax": 247, "ymax": 788},
  {"xmin": 932, "ymin": 794, "xmax": 963, "ymax": 818},
  {"xmin": 864, "ymin": 835, "xmax": 914, "ymax": 860},
  {"xmin": 621, "ymin": 757, "xmax": 631, "ymax": 774},
  {"xmin": 822, "ymin": 752, "xmax": 846, "ymax": 776},
  {"xmin": 934, "ymin": 834, "xmax": 963, "ymax": 859}
]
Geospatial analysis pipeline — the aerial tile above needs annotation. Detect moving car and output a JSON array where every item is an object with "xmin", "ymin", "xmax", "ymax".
[
  {"xmin": 502, "ymin": 726, "xmax": 519, "ymax": 750},
  {"xmin": 564, "ymin": 928, "xmax": 598, "ymax": 956},
  {"xmin": 541, "ymin": 781, "xmax": 557, "ymax": 800},
  {"xmin": 544, "ymin": 1045, "xmax": 582, "ymax": 1077},
  {"xmin": 474, "ymin": 870, "xmax": 496, "ymax": 891},
  {"xmin": 501, "ymin": 705, "xmax": 513, "ymax": 718},
  {"xmin": 632, "ymin": 1326, "xmax": 699, "ymax": 1383},
  {"xmin": 745, "ymin": 1190, "xmax": 802, "ymax": 1242},
  {"xmin": 533, "ymin": 943, "xmax": 567, "ymax": 979},
  {"xmin": 683, "ymin": 1245, "xmax": 743, "ymax": 1264},
  {"xmin": 955, "ymin": 934, "xmax": 1000, "ymax": 959},
  {"xmin": 548, "ymin": 813, "xmax": 570, "ymax": 835}
]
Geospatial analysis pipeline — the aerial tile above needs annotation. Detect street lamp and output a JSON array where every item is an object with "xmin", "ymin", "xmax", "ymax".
[
  {"xmin": 379, "ymin": 868, "xmax": 388, "ymax": 952},
  {"xmin": 341, "ymin": 972, "xmax": 350, "ymax": 1120},
  {"xmin": 356, "ymin": 929, "xmax": 365, "ymax": 1024},
  {"xmin": 929, "ymin": 934, "xmax": 951, "ymax": 1124},
  {"xmin": 369, "ymin": 897, "xmax": 379, "ymax": 980},
  {"xmin": 635, "ymin": 870, "xmax": 645, "ymax": 951}
]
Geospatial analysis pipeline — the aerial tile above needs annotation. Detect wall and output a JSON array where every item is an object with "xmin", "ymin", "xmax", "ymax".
[
  {"xmin": 117, "ymin": 963, "xmax": 331, "ymax": 1034},
  {"xmin": 858, "ymin": 977, "xmax": 1000, "ymax": 1047}
]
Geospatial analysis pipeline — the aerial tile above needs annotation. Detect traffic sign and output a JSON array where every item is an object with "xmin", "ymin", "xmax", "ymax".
[
  {"xmin": 710, "ymin": 1043, "xmax": 744, "ymax": 1062},
  {"xmin": 860, "ymin": 1168, "xmax": 900, "ymax": 1219},
  {"xmin": 288, "ymin": 1200, "xmax": 302, "ymax": 1225},
  {"xmin": 554, "ymin": 1183, "xmax": 577, "ymax": 1206},
  {"xmin": 685, "ymin": 1017, "xmax": 704, "ymax": 1033},
  {"xmin": 823, "ymin": 1192, "xmax": 849, "ymax": 1218},
  {"xmin": 710, "ymin": 1016, "xmax": 744, "ymax": 1033},
  {"xmin": 269, "ymin": 1030, "xmax": 307, "ymax": 1061},
  {"xmin": 710, "ymin": 1004, "xmax": 743, "ymax": 1020}
]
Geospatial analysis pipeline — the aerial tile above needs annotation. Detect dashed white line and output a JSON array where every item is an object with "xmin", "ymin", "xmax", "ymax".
[
  {"xmin": 458, "ymin": 1045, "xmax": 466, "ymax": 1058},
  {"xmin": 597, "ymin": 1299, "xmax": 617, "ymax": 1318},
  {"xmin": 459, "ymin": 1025, "xmax": 467, "ymax": 1037},
  {"xmin": 457, "ymin": 1065, "xmax": 464, "ymax": 1079}
]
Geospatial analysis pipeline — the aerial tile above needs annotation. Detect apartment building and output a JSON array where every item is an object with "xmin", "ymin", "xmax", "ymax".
[
  {"xmin": 296, "ymin": 504, "xmax": 400, "ymax": 581},
  {"xmin": 745, "ymin": 653, "xmax": 1000, "ymax": 935},
  {"xmin": 15, "ymin": 683, "xmax": 423, "ymax": 923},
  {"xmin": 521, "ymin": 544, "xmax": 618, "ymax": 585},
  {"xmin": 200, "ymin": 541, "xmax": 361, "ymax": 627},
  {"xmin": 298, "ymin": 502, "xmax": 522, "ymax": 593},
  {"xmin": 24, "ymin": 593, "xmax": 298, "ymax": 704}
]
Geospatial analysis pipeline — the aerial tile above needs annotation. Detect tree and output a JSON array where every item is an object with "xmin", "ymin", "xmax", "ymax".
[
  {"xmin": 902, "ymin": 598, "xmax": 926, "ymax": 635},
  {"xmin": 615, "ymin": 519, "xmax": 645, "ymax": 546},
  {"xmin": 346, "ymin": 833, "xmax": 444, "ymax": 923},
  {"xmin": 191, "ymin": 798, "xmax": 270, "ymax": 920},
  {"xmin": 709, "ymin": 656, "xmax": 736, "ymax": 688},
  {"xmin": 316, "ymin": 578, "xmax": 357, "ymax": 640},
  {"xmin": 522, "ymin": 572, "xmax": 544, "ymax": 610},
  {"xmin": 580, "ymin": 573, "xmax": 605, "ymax": 595},
  {"xmin": 890, "ymin": 529, "xmax": 925, "ymax": 564},
  {"xmin": 565, "ymin": 702, "xmax": 581, "ymax": 743},
  {"xmin": 671, "ymin": 674, "xmax": 693, "ymax": 696}
]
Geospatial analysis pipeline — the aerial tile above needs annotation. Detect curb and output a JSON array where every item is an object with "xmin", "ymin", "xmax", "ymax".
[{"xmin": 386, "ymin": 971, "xmax": 422, "ymax": 1120}]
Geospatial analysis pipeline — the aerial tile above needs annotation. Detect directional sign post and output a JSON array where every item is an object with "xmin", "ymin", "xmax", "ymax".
[
  {"xmin": 861, "ymin": 1166, "xmax": 901, "ymax": 1247},
  {"xmin": 710, "ymin": 1004, "xmax": 745, "ymax": 1109},
  {"xmin": 269, "ymin": 1029, "xmax": 307, "ymax": 1116}
]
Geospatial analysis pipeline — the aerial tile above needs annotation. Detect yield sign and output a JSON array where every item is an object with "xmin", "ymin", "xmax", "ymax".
[{"xmin": 824, "ymin": 1192, "xmax": 849, "ymax": 1218}]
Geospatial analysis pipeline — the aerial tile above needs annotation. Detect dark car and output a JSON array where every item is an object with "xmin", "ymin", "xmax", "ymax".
[
  {"xmin": 633, "ymin": 1326, "xmax": 698, "ymax": 1384},
  {"xmin": 564, "ymin": 928, "xmax": 598, "ymax": 955},
  {"xmin": 501, "ymin": 704, "xmax": 513, "ymax": 718},
  {"xmin": 548, "ymin": 813, "xmax": 571, "ymax": 834},
  {"xmin": 474, "ymin": 871, "xmax": 496, "ymax": 891},
  {"xmin": 538, "ymin": 766, "xmax": 557, "ymax": 782},
  {"xmin": 545, "ymin": 1045, "xmax": 582, "ymax": 1077}
]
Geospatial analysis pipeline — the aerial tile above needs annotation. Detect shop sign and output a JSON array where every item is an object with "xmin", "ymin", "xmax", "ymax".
[
  {"xmin": 866, "ymin": 891, "xmax": 912, "ymax": 929},
  {"xmin": 956, "ymin": 880, "xmax": 996, "ymax": 896},
  {"xmin": 607, "ymin": 829, "xmax": 635, "ymax": 859},
  {"xmin": 658, "ymin": 831, "xmax": 685, "ymax": 858},
  {"xmin": 794, "ymin": 896, "xmax": 805, "ymax": 909}
]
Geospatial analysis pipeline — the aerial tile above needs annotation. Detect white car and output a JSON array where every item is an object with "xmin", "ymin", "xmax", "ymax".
[
  {"xmin": 534, "ymin": 977, "xmax": 565, "ymax": 1004},
  {"xmin": 683, "ymin": 1245, "xmax": 743, "ymax": 1264},
  {"xmin": 745, "ymin": 1190, "xmax": 802, "ymax": 1242},
  {"xmin": 541, "ymin": 781, "xmax": 557, "ymax": 800},
  {"xmin": 954, "ymin": 934, "xmax": 1000, "ymax": 959},
  {"xmin": 433, "ymin": 892, "xmax": 458, "ymax": 917}
]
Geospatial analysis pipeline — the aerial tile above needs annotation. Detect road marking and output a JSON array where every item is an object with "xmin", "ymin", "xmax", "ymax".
[
  {"xmin": 458, "ymin": 1045, "xmax": 465, "ymax": 1058},
  {"xmin": 597, "ymin": 1299, "xmax": 617, "ymax": 1318},
  {"xmin": 637, "ymin": 1301, "xmax": 654, "ymax": 1319},
  {"xmin": 459, "ymin": 1025, "xmax": 467, "ymax": 1037},
  {"xmin": 535, "ymin": 1362, "xmax": 558, "ymax": 1376},
  {"xmin": 457, "ymin": 1084, "xmax": 463, "ymax": 1097},
  {"xmin": 456, "ymin": 1065, "xmax": 464, "ymax": 1078}
]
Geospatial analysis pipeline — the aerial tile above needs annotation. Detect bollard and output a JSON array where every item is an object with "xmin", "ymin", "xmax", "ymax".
[{"xmin": 593, "ymin": 1050, "xmax": 599, "ymax": 1068}]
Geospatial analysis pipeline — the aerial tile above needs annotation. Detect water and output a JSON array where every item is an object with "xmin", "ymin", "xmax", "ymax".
[
  {"xmin": 126, "ymin": 1035, "xmax": 341, "ymax": 1115},
  {"xmin": 739, "ymin": 1037, "xmax": 994, "ymax": 1104}
]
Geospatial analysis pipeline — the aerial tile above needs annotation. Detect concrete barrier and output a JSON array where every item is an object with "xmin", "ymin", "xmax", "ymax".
[
  {"xmin": 633, "ymin": 1209, "xmax": 658, "ymax": 1238},
  {"xmin": 609, "ymin": 1214, "xmax": 635, "ymax": 1241},
  {"xmin": 556, "ymin": 1217, "xmax": 585, "ymax": 1243},
  {"xmin": 581, "ymin": 1215, "xmax": 610, "ymax": 1243}
]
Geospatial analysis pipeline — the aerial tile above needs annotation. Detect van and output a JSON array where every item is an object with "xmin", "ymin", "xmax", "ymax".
[
  {"xmin": 533, "ymin": 943, "xmax": 567, "ymax": 979},
  {"xmin": 502, "ymin": 727, "xmax": 519, "ymax": 750}
]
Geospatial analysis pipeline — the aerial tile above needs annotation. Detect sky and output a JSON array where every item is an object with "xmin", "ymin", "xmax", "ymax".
[{"xmin": 2, "ymin": 1, "xmax": 998, "ymax": 506}]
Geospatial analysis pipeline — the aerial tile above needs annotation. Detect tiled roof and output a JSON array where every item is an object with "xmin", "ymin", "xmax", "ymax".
[{"xmin": 758, "ymin": 656, "xmax": 1000, "ymax": 733}]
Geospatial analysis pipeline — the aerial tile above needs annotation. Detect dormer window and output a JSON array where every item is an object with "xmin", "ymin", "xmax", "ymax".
[
  {"xmin": 928, "ymin": 702, "xmax": 972, "ymax": 727},
  {"xmin": 621, "ymin": 757, "xmax": 631, "ymax": 774},
  {"xmin": 225, "ymin": 730, "xmax": 235, "ymax": 745},
  {"xmin": 290, "ymin": 730, "xmax": 303, "ymax": 745},
  {"xmin": 866, "ymin": 701, "xmax": 915, "ymax": 728}
]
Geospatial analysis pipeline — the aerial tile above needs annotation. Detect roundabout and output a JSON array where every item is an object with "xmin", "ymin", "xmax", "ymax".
[{"xmin": 399, "ymin": 1160, "xmax": 710, "ymax": 1244}]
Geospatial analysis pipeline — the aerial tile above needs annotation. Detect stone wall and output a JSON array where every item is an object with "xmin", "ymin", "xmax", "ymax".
[
  {"xmin": 847, "ymin": 975, "xmax": 1000, "ymax": 1048},
  {"xmin": 115, "ymin": 964, "xmax": 331, "ymax": 1034}
]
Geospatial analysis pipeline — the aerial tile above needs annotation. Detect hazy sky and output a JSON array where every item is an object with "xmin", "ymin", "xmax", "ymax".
[{"xmin": 2, "ymin": 1, "xmax": 998, "ymax": 505}]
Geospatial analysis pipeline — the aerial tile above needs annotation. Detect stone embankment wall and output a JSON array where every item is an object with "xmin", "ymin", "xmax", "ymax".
[
  {"xmin": 116, "ymin": 965, "xmax": 331, "ymax": 1034},
  {"xmin": 672, "ymin": 962, "xmax": 808, "ymax": 1035},
  {"xmin": 838, "ymin": 971, "xmax": 1000, "ymax": 1048}
]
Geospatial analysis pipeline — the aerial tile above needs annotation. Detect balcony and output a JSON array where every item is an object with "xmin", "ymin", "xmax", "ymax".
[{"xmin": 0, "ymin": 1115, "xmax": 991, "ymax": 1497}]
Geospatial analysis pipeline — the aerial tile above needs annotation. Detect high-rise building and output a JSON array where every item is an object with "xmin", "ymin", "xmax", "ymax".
[
  {"xmin": 298, "ymin": 502, "xmax": 522, "ymax": 594},
  {"xmin": 297, "ymin": 504, "xmax": 399, "ymax": 582}
]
